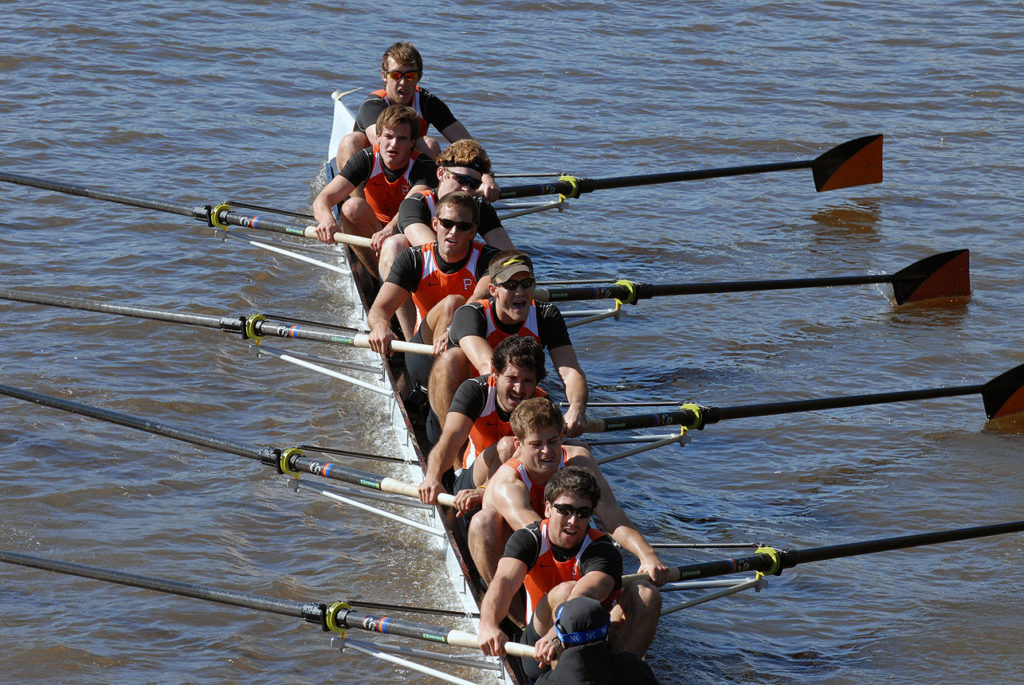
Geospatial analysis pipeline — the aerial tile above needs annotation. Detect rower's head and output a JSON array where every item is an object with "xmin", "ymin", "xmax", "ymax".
[
  {"xmin": 375, "ymin": 105, "xmax": 419, "ymax": 169},
  {"xmin": 492, "ymin": 336, "xmax": 545, "ymax": 413},
  {"xmin": 436, "ymin": 140, "xmax": 491, "ymax": 196},
  {"xmin": 510, "ymin": 397, "xmax": 564, "ymax": 477},
  {"xmin": 380, "ymin": 42, "xmax": 422, "ymax": 106},
  {"xmin": 543, "ymin": 466, "xmax": 600, "ymax": 547},
  {"xmin": 487, "ymin": 250, "xmax": 536, "ymax": 324},
  {"xmin": 433, "ymin": 190, "xmax": 479, "ymax": 261}
]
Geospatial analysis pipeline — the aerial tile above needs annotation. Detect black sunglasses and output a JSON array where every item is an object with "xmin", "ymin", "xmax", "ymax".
[
  {"xmin": 551, "ymin": 502, "xmax": 594, "ymax": 519},
  {"xmin": 497, "ymin": 277, "xmax": 536, "ymax": 291},
  {"xmin": 437, "ymin": 217, "xmax": 475, "ymax": 232},
  {"xmin": 447, "ymin": 169, "xmax": 482, "ymax": 190}
]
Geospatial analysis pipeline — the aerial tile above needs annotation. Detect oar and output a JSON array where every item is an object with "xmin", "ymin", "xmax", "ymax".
[
  {"xmin": 498, "ymin": 134, "xmax": 882, "ymax": 200},
  {"xmin": 0, "ymin": 383, "xmax": 455, "ymax": 508},
  {"xmin": 0, "ymin": 549, "xmax": 531, "ymax": 658},
  {"xmin": 625, "ymin": 517, "xmax": 1024, "ymax": 585},
  {"xmin": 585, "ymin": 363, "xmax": 1024, "ymax": 433},
  {"xmin": 0, "ymin": 288, "xmax": 432, "ymax": 356},
  {"xmin": 0, "ymin": 170, "xmax": 371, "ymax": 248},
  {"xmin": 537, "ymin": 249, "xmax": 970, "ymax": 306}
]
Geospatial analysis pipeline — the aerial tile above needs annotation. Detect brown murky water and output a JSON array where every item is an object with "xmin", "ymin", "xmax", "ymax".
[{"xmin": 2, "ymin": 2, "xmax": 1022, "ymax": 683}]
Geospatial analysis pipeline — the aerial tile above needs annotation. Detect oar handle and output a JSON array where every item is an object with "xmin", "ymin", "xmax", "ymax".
[
  {"xmin": 380, "ymin": 477, "xmax": 457, "ymax": 508},
  {"xmin": 350, "ymin": 334, "xmax": 433, "ymax": 357},
  {"xmin": 299, "ymin": 225, "xmax": 372, "ymax": 248},
  {"xmin": 445, "ymin": 629, "xmax": 535, "ymax": 658},
  {"xmin": 622, "ymin": 569, "xmax": 684, "ymax": 585}
]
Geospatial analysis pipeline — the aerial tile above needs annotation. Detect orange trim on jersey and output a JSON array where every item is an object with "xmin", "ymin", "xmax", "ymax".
[
  {"xmin": 365, "ymin": 145, "xmax": 420, "ymax": 223},
  {"xmin": 522, "ymin": 520, "xmax": 618, "ymax": 623},
  {"xmin": 412, "ymin": 241, "xmax": 486, "ymax": 330},
  {"xmin": 460, "ymin": 378, "xmax": 547, "ymax": 471},
  {"xmin": 502, "ymin": 447, "xmax": 567, "ymax": 516},
  {"xmin": 477, "ymin": 299, "xmax": 542, "ymax": 348},
  {"xmin": 370, "ymin": 87, "xmax": 429, "ymax": 136}
]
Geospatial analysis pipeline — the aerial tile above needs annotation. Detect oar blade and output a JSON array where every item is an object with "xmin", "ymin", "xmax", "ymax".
[
  {"xmin": 982, "ymin": 363, "xmax": 1024, "ymax": 420},
  {"xmin": 813, "ymin": 134, "xmax": 883, "ymax": 192},
  {"xmin": 891, "ymin": 249, "xmax": 971, "ymax": 304}
]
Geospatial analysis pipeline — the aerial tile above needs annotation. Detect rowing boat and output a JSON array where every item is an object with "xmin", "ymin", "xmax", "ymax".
[{"xmin": 325, "ymin": 91, "xmax": 525, "ymax": 684}]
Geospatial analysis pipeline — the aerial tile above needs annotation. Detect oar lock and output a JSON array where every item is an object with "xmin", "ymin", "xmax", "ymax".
[
  {"xmin": 302, "ymin": 601, "xmax": 352, "ymax": 636},
  {"xmin": 197, "ymin": 202, "xmax": 233, "ymax": 230}
]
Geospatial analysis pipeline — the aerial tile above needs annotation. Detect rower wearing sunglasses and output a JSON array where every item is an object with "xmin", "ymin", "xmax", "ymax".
[
  {"xmin": 365, "ymin": 191, "xmax": 500, "ymax": 390},
  {"xmin": 477, "ymin": 464, "xmax": 662, "ymax": 681},
  {"xmin": 335, "ymin": 42, "xmax": 498, "ymax": 201},
  {"xmin": 428, "ymin": 250, "xmax": 589, "ymax": 439},
  {"xmin": 378, "ymin": 140, "xmax": 513, "ymax": 337}
]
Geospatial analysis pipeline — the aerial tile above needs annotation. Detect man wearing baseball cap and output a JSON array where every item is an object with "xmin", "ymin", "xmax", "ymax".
[{"xmin": 428, "ymin": 249, "xmax": 588, "ymax": 438}]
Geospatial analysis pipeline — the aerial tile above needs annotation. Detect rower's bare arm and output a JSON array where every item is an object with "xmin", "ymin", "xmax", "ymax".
[
  {"xmin": 485, "ymin": 473, "xmax": 542, "ymax": 531},
  {"xmin": 419, "ymin": 412, "xmax": 474, "ymax": 504},
  {"xmin": 370, "ymin": 215, "xmax": 401, "ymax": 256},
  {"xmin": 550, "ymin": 344, "xmax": 589, "ymax": 437},
  {"xmin": 312, "ymin": 175, "xmax": 356, "ymax": 243},
  {"xmin": 460, "ymin": 335, "xmax": 495, "ymax": 376},
  {"xmin": 484, "ymin": 226, "xmax": 514, "ymax": 250},
  {"xmin": 366, "ymin": 282, "xmax": 408, "ymax": 354},
  {"xmin": 478, "ymin": 556, "xmax": 529, "ymax": 657},
  {"xmin": 469, "ymin": 276, "xmax": 492, "ymax": 302},
  {"xmin": 403, "ymin": 222, "xmax": 435, "ymax": 246},
  {"xmin": 570, "ymin": 449, "xmax": 668, "ymax": 585},
  {"xmin": 438, "ymin": 120, "xmax": 471, "ymax": 144}
]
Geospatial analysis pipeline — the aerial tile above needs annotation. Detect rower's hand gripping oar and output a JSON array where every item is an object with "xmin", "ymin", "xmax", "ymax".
[
  {"xmin": 0, "ymin": 549, "xmax": 533, "ymax": 659},
  {"xmin": 498, "ymin": 134, "xmax": 883, "ymax": 200},
  {"xmin": 0, "ymin": 383, "xmax": 456, "ymax": 508},
  {"xmin": 624, "ymin": 517, "xmax": 1024, "ymax": 585},
  {"xmin": 0, "ymin": 170, "xmax": 371, "ymax": 248},
  {"xmin": 585, "ymin": 362, "xmax": 1024, "ymax": 433},
  {"xmin": 537, "ymin": 249, "xmax": 971, "ymax": 306},
  {"xmin": 0, "ymin": 288, "xmax": 433, "ymax": 356}
]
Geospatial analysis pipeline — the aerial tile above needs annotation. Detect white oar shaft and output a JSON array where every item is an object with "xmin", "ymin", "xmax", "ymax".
[
  {"xmin": 299, "ymin": 225, "xmax": 373, "ymax": 248},
  {"xmin": 380, "ymin": 477, "xmax": 457, "ymax": 508},
  {"xmin": 350, "ymin": 333, "xmax": 433, "ymax": 356},
  {"xmin": 445, "ymin": 629, "xmax": 535, "ymax": 658}
]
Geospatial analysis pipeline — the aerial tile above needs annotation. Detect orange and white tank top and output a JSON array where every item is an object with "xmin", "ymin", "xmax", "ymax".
[
  {"xmin": 365, "ymin": 145, "xmax": 420, "ymax": 223},
  {"xmin": 477, "ymin": 299, "xmax": 541, "ymax": 348},
  {"xmin": 413, "ymin": 241, "xmax": 485, "ymax": 329},
  {"xmin": 370, "ymin": 88, "xmax": 429, "ymax": 136}
]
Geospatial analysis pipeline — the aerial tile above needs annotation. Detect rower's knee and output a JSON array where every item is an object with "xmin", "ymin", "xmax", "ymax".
[
  {"xmin": 622, "ymin": 579, "xmax": 662, "ymax": 617},
  {"xmin": 379, "ymin": 234, "xmax": 411, "ymax": 281},
  {"xmin": 338, "ymin": 132, "xmax": 369, "ymax": 167}
]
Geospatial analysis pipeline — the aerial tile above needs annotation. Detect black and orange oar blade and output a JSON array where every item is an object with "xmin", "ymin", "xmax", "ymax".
[
  {"xmin": 812, "ymin": 134, "xmax": 883, "ymax": 191},
  {"xmin": 585, "ymin": 363, "xmax": 1024, "ymax": 433},
  {"xmin": 890, "ymin": 249, "xmax": 971, "ymax": 304},
  {"xmin": 537, "ymin": 249, "xmax": 970, "ymax": 306},
  {"xmin": 498, "ymin": 135, "xmax": 885, "ymax": 200}
]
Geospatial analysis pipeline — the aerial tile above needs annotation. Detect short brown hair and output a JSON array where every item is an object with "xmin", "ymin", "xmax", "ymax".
[
  {"xmin": 493, "ymin": 336, "xmax": 546, "ymax": 382},
  {"xmin": 381, "ymin": 42, "xmax": 422, "ymax": 74},
  {"xmin": 436, "ymin": 190, "xmax": 479, "ymax": 226},
  {"xmin": 544, "ymin": 466, "xmax": 601, "ymax": 509},
  {"xmin": 510, "ymin": 397, "xmax": 564, "ymax": 439},
  {"xmin": 375, "ymin": 104, "xmax": 420, "ymax": 142},
  {"xmin": 437, "ymin": 139, "xmax": 492, "ymax": 176}
]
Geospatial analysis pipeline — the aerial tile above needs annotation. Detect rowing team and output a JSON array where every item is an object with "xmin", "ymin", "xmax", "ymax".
[{"xmin": 312, "ymin": 42, "xmax": 666, "ymax": 681}]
